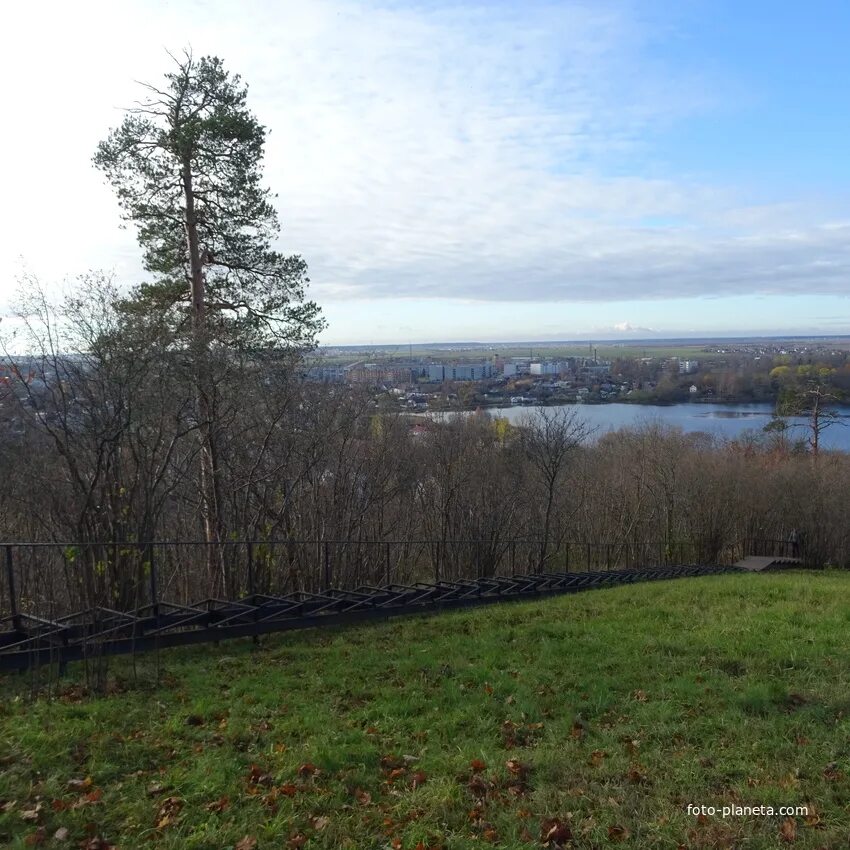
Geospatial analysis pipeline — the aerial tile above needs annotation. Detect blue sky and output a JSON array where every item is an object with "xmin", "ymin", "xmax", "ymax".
[
  {"xmin": 1, "ymin": 0, "xmax": 849, "ymax": 344},
  {"xmin": 651, "ymin": 0, "xmax": 850, "ymax": 186}
]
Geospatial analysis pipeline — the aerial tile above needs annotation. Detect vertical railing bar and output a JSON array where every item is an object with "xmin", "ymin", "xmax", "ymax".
[
  {"xmin": 5, "ymin": 545, "xmax": 20, "ymax": 632},
  {"xmin": 385, "ymin": 541, "xmax": 391, "ymax": 587},
  {"xmin": 147, "ymin": 541, "xmax": 158, "ymax": 616}
]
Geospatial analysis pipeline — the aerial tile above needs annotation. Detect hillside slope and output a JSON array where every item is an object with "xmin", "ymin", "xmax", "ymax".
[{"xmin": 1, "ymin": 572, "xmax": 849, "ymax": 848}]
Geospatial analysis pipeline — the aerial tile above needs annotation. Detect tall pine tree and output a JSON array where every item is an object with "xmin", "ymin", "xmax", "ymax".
[{"xmin": 95, "ymin": 51, "xmax": 324, "ymax": 560}]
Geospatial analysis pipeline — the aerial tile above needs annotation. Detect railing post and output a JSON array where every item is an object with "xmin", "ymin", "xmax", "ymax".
[
  {"xmin": 147, "ymin": 541, "xmax": 158, "ymax": 615},
  {"xmin": 564, "ymin": 542, "xmax": 570, "ymax": 573},
  {"xmin": 476, "ymin": 539, "xmax": 482, "ymax": 579},
  {"xmin": 606, "ymin": 544, "xmax": 612, "ymax": 571},
  {"xmin": 323, "ymin": 541, "xmax": 330, "ymax": 590},
  {"xmin": 5, "ymin": 545, "xmax": 19, "ymax": 631},
  {"xmin": 586, "ymin": 542, "xmax": 591, "ymax": 571},
  {"xmin": 385, "ymin": 541, "xmax": 391, "ymax": 586},
  {"xmin": 247, "ymin": 541, "xmax": 254, "ymax": 597}
]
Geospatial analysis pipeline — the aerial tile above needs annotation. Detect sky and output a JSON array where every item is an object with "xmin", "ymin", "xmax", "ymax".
[{"xmin": 1, "ymin": 0, "xmax": 849, "ymax": 344}]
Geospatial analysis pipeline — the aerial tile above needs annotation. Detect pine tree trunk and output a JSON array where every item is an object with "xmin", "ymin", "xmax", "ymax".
[{"xmin": 182, "ymin": 158, "xmax": 226, "ymax": 593}]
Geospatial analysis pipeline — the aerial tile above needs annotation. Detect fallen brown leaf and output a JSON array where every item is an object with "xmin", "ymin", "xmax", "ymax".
[
  {"xmin": 780, "ymin": 817, "xmax": 797, "ymax": 843},
  {"xmin": 803, "ymin": 804, "xmax": 822, "ymax": 828},
  {"xmin": 248, "ymin": 764, "xmax": 274, "ymax": 786},
  {"xmin": 588, "ymin": 749, "xmax": 605, "ymax": 767},
  {"xmin": 608, "ymin": 824, "xmax": 631, "ymax": 842},
  {"xmin": 21, "ymin": 803, "xmax": 42, "ymax": 823},
  {"xmin": 205, "ymin": 795, "xmax": 230, "ymax": 813},
  {"xmin": 24, "ymin": 827, "xmax": 46, "ymax": 846},
  {"xmin": 823, "ymin": 762, "xmax": 844, "ymax": 782},
  {"xmin": 540, "ymin": 816, "xmax": 572, "ymax": 846},
  {"xmin": 467, "ymin": 775, "xmax": 491, "ymax": 797},
  {"xmin": 155, "ymin": 796, "xmax": 183, "ymax": 829},
  {"xmin": 72, "ymin": 788, "xmax": 103, "ymax": 809},
  {"xmin": 380, "ymin": 754, "xmax": 403, "ymax": 770}
]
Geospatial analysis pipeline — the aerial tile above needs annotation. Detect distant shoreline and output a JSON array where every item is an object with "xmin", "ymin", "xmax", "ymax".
[{"xmin": 419, "ymin": 398, "xmax": 850, "ymax": 416}]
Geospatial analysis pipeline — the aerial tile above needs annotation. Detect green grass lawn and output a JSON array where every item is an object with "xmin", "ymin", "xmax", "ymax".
[{"xmin": 1, "ymin": 572, "xmax": 849, "ymax": 849}]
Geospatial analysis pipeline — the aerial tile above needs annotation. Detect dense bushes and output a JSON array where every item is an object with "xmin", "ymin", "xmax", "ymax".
[{"xmin": 1, "ymin": 285, "xmax": 846, "ymax": 613}]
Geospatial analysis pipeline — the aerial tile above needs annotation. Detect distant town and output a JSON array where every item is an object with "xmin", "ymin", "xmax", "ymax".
[
  {"xmin": 304, "ymin": 337, "xmax": 850, "ymax": 412},
  {"xmin": 4, "ymin": 337, "xmax": 849, "ymax": 430}
]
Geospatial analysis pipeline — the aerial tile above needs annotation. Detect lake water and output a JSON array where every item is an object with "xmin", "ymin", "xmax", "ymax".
[{"xmin": 469, "ymin": 402, "xmax": 850, "ymax": 451}]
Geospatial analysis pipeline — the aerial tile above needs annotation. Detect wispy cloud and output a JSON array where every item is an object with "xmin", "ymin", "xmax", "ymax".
[{"xmin": 1, "ymin": 0, "xmax": 848, "ymax": 318}]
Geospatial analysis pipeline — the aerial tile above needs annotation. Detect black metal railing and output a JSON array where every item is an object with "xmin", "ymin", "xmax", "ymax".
[
  {"xmin": 744, "ymin": 538, "xmax": 802, "ymax": 560},
  {"xmin": 0, "ymin": 536, "xmax": 745, "ymax": 627},
  {"xmin": 0, "ymin": 536, "xmax": 759, "ymax": 673},
  {"xmin": 0, "ymin": 563, "xmax": 743, "ymax": 674}
]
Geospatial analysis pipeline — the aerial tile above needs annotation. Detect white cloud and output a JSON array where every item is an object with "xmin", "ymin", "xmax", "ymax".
[
  {"xmin": 0, "ymin": 0, "xmax": 848, "ymax": 332},
  {"xmin": 610, "ymin": 321, "xmax": 657, "ymax": 334}
]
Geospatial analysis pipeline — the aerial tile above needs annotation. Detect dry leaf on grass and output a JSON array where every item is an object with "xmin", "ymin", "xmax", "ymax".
[
  {"xmin": 608, "ymin": 824, "xmax": 631, "ymax": 842},
  {"xmin": 780, "ymin": 817, "xmax": 797, "ymax": 843}
]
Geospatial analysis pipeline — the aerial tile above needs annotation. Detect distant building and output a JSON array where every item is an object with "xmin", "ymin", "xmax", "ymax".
[
  {"xmin": 530, "ymin": 361, "xmax": 566, "ymax": 376},
  {"xmin": 305, "ymin": 365, "xmax": 347, "ymax": 383},
  {"xmin": 579, "ymin": 363, "xmax": 609, "ymax": 379},
  {"xmin": 347, "ymin": 365, "xmax": 415, "ymax": 385},
  {"xmin": 679, "ymin": 359, "xmax": 699, "ymax": 374},
  {"xmin": 428, "ymin": 363, "xmax": 495, "ymax": 382}
]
